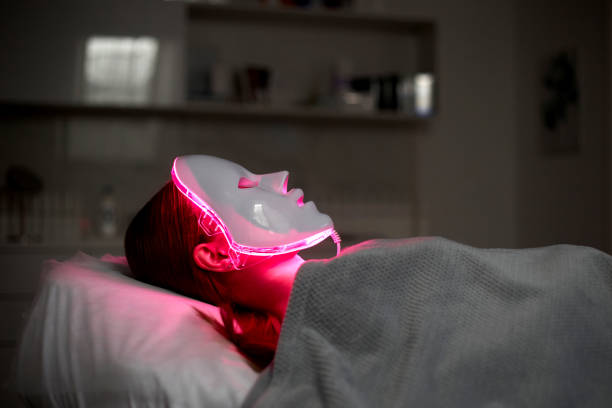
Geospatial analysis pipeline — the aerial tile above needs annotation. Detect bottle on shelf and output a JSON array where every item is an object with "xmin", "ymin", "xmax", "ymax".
[{"xmin": 99, "ymin": 185, "xmax": 118, "ymax": 239}]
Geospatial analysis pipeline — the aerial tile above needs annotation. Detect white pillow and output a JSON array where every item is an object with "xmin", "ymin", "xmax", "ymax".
[{"xmin": 15, "ymin": 252, "xmax": 259, "ymax": 407}]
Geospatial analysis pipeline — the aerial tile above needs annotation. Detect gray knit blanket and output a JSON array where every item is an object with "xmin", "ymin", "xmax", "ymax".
[{"xmin": 242, "ymin": 237, "xmax": 612, "ymax": 408}]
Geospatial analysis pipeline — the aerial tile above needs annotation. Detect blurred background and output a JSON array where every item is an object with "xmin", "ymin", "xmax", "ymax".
[{"xmin": 0, "ymin": 0, "xmax": 609, "ymax": 404}]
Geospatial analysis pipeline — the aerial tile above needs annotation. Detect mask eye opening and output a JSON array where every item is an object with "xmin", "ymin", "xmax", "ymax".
[{"xmin": 238, "ymin": 177, "xmax": 259, "ymax": 189}]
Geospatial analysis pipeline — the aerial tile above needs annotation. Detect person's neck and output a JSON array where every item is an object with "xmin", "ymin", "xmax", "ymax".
[
  {"xmin": 261, "ymin": 254, "xmax": 303, "ymax": 319},
  {"xmin": 224, "ymin": 253, "xmax": 304, "ymax": 320}
]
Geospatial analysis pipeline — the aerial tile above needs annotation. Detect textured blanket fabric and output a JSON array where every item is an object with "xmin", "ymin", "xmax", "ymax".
[{"xmin": 242, "ymin": 237, "xmax": 612, "ymax": 408}]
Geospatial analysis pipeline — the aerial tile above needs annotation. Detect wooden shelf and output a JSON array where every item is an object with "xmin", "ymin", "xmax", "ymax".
[
  {"xmin": 0, "ymin": 100, "xmax": 431, "ymax": 125},
  {"xmin": 0, "ymin": 6, "xmax": 436, "ymax": 125},
  {"xmin": 185, "ymin": 2, "xmax": 435, "ymax": 34},
  {"xmin": 182, "ymin": 2, "xmax": 436, "ymax": 120}
]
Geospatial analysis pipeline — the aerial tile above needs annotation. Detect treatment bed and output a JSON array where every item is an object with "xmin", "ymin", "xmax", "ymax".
[
  {"xmin": 14, "ymin": 238, "xmax": 612, "ymax": 407},
  {"xmin": 15, "ymin": 253, "xmax": 259, "ymax": 407}
]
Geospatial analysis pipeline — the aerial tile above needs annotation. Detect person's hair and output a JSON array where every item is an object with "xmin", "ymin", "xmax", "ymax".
[
  {"xmin": 124, "ymin": 181, "xmax": 223, "ymax": 305},
  {"xmin": 124, "ymin": 180, "xmax": 280, "ymax": 366}
]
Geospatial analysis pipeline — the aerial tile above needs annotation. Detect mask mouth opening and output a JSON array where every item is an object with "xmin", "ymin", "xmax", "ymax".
[{"xmin": 171, "ymin": 157, "xmax": 341, "ymax": 270}]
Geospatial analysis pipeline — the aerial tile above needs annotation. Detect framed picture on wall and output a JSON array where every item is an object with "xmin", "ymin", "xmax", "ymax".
[{"xmin": 540, "ymin": 49, "xmax": 580, "ymax": 154}]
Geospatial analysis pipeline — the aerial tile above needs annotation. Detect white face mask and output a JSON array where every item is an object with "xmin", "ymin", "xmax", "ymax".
[{"xmin": 171, "ymin": 155, "xmax": 339, "ymax": 269}]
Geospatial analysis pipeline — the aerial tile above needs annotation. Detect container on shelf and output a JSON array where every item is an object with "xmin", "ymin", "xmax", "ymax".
[{"xmin": 98, "ymin": 186, "xmax": 118, "ymax": 239}]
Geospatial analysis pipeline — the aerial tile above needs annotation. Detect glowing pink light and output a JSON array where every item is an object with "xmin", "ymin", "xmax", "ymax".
[
  {"xmin": 281, "ymin": 176, "xmax": 288, "ymax": 195},
  {"xmin": 238, "ymin": 177, "xmax": 258, "ymax": 189},
  {"xmin": 171, "ymin": 158, "xmax": 334, "ymax": 259}
]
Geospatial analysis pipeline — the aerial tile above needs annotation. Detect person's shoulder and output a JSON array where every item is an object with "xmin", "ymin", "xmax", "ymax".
[{"xmin": 339, "ymin": 236, "xmax": 445, "ymax": 256}]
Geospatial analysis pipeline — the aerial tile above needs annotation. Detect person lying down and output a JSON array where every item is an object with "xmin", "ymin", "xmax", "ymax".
[{"xmin": 124, "ymin": 155, "xmax": 612, "ymax": 407}]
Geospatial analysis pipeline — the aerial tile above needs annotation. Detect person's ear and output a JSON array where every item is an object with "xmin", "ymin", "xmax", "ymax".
[{"xmin": 193, "ymin": 242, "xmax": 234, "ymax": 272}]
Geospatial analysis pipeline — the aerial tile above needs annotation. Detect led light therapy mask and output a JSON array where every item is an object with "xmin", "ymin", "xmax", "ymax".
[{"xmin": 171, "ymin": 155, "xmax": 341, "ymax": 270}]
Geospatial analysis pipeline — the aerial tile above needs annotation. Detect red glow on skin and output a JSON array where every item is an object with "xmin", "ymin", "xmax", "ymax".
[
  {"xmin": 296, "ymin": 196, "xmax": 304, "ymax": 207},
  {"xmin": 222, "ymin": 252, "xmax": 303, "ymax": 321}
]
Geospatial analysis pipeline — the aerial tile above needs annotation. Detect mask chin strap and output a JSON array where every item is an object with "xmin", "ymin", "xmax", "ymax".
[
  {"xmin": 226, "ymin": 230, "xmax": 342, "ymax": 271},
  {"xmin": 200, "ymin": 209, "xmax": 342, "ymax": 269},
  {"xmin": 230, "ymin": 229, "xmax": 342, "ymax": 270},
  {"xmin": 228, "ymin": 248, "xmax": 271, "ymax": 271}
]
